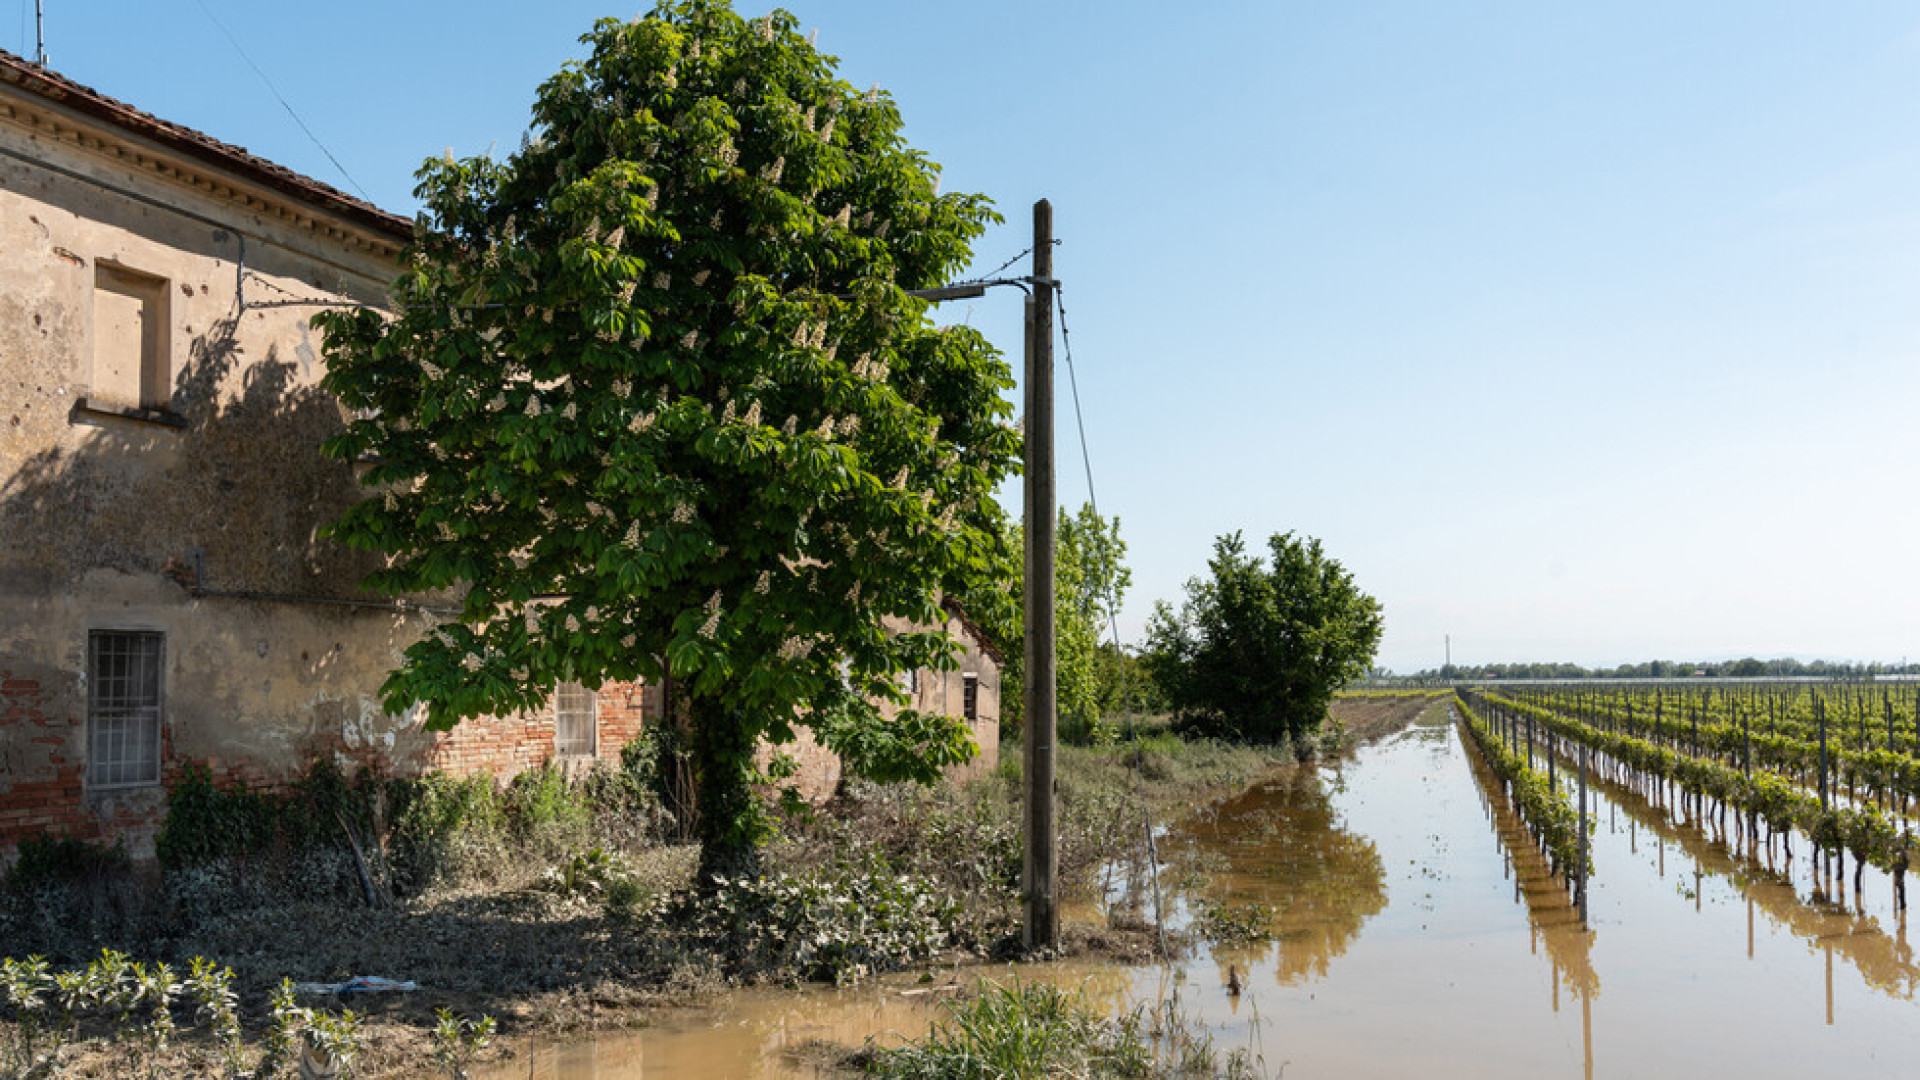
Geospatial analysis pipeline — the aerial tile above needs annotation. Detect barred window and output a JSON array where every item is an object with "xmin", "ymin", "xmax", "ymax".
[
  {"xmin": 962, "ymin": 673, "xmax": 979, "ymax": 722},
  {"xmin": 554, "ymin": 681, "xmax": 597, "ymax": 756},
  {"xmin": 88, "ymin": 630, "xmax": 163, "ymax": 788}
]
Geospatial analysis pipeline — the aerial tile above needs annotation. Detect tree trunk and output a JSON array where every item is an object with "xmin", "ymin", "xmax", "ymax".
[{"xmin": 688, "ymin": 695, "xmax": 764, "ymax": 886}]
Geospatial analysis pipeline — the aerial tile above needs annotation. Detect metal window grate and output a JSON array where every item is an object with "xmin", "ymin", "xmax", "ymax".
[
  {"xmin": 554, "ymin": 681, "xmax": 597, "ymax": 756},
  {"xmin": 88, "ymin": 630, "xmax": 163, "ymax": 788},
  {"xmin": 962, "ymin": 674, "xmax": 979, "ymax": 722}
]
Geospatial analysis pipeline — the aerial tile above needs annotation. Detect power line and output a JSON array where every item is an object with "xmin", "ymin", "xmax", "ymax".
[
  {"xmin": 1056, "ymin": 281, "xmax": 1138, "ymax": 711},
  {"xmin": 188, "ymin": 0, "xmax": 371, "ymax": 202}
]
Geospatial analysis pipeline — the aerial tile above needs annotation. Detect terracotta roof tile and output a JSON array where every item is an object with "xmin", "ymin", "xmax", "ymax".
[{"xmin": 0, "ymin": 48, "xmax": 411, "ymax": 241}]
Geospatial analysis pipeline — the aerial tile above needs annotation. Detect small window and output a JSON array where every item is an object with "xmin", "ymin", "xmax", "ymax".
[
  {"xmin": 962, "ymin": 673, "xmax": 979, "ymax": 722},
  {"xmin": 554, "ymin": 681, "xmax": 597, "ymax": 756},
  {"xmin": 88, "ymin": 630, "xmax": 164, "ymax": 788},
  {"xmin": 92, "ymin": 263, "xmax": 170, "ymax": 410}
]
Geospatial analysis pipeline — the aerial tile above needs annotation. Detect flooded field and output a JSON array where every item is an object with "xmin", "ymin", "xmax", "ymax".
[{"xmin": 486, "ymin": 705, "xmax": 1920, "ymax": 1078}]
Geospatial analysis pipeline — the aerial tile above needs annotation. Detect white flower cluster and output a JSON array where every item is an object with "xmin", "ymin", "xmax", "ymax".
[
  {"xmin": 777, "ymin": 636, "xmax": 815, "ymax": 660},
  {"xmin": 671, "ymin": 502, "xmax": 695, "ymax": 524},
  {"xmin": 628, "ymin": 410, "xmax": 656, "ymax": 433},
  {"xmin": 699, "ymin": 590, "xmax": 723, "ymax": 638}
]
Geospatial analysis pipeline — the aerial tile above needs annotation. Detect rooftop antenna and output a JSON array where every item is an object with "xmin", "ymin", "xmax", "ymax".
[{"xmin": 34, "ymin": 0, "xmax": 47, "ymax": 66}]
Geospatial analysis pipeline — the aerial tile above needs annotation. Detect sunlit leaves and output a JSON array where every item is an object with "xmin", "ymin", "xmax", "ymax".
[{"xmin": 315, "ymin": 1, "xmax": 1018, "ymax": 857}]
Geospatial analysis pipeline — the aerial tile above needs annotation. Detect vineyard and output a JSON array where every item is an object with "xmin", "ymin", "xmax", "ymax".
[{"xmin": 1455, "ymin": 683, "xmax": 1917, "ymax": 915}]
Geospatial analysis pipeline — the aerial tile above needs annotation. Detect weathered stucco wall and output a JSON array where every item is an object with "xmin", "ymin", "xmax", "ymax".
[{"xmin": 0, "ymin": 86, "xmax": 421, "ymax": 857}]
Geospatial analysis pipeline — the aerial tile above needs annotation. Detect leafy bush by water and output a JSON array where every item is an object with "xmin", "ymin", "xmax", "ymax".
[{"xmin": 651, "ymin": 856, "xmax": 965, "ymax": 985}]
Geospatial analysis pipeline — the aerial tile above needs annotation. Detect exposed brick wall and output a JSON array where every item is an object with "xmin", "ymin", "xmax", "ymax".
[
  {"xmin": 3, "ymin": 626, "xmax": 996, "ymax": 864},
  {"xmin": 0, "ymin": 665, "xmax": 290, "ymax": 863}
]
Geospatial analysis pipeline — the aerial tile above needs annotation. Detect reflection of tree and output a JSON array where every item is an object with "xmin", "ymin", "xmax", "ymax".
[
  {"xmin": 1598, "ymin": 770, "xmax": 1920, "ymax": 1001},
  {"xmin": 1163, "ymin": 764, "xmax": 1386, "ymax": 986}
]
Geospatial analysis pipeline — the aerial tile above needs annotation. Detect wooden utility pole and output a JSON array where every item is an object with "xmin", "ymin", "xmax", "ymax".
[{"xmin": 1022, "ymin": 199, "xmax": 1058, "ymax": 951}]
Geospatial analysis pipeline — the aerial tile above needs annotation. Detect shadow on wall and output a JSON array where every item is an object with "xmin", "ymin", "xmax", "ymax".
[{"xmin": 0, "ymin": 312, "xmax": 382, "ymax": 599}]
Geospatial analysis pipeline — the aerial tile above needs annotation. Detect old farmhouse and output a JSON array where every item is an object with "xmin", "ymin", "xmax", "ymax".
[{"xmin": 0, "ymin": 51, "xmax": 1000, "ymax": 862}]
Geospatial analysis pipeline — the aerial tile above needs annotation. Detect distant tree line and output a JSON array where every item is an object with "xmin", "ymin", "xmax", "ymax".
[{"xmin": 1402, "ymin": 657, "xmax": 1920, "ymax": 681}]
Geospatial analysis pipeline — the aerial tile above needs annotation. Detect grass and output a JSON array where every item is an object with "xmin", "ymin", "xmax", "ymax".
[{"xmin": 854, "ymin": 978, "xmax": 1259, "ymax": 1080}]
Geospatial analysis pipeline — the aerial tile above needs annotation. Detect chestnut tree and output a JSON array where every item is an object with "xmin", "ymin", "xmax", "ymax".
[{"xmin": 316, "ymin": 1, "xmax": 1020, "ymax": 878}]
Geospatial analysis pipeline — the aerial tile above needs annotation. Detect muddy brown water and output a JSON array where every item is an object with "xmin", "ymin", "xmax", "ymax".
[{"xmin": 483, "ymin": 707, "xmax": 1920, "ymax": 1078}]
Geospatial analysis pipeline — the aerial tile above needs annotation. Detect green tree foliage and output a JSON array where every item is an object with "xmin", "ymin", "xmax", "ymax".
[
  {"xmin": 1000, "ymin": 504, "xmax": 1132, "ymax": 744},
  {"xmin": 1145, "ymin": 532, "xmax": 1383, "ymax": 746},
  {"xmin": 314, "ymin": 1, "xmax": 1020, "ymax": 877}
]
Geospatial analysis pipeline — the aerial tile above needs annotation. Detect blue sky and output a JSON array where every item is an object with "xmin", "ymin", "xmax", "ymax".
[{"xmin": 22, "ymin": 1, "xmax": 1920, "ymax": 672}]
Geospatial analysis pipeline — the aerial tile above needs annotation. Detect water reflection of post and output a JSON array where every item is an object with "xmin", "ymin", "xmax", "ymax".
[
  {"xmin": 1827, "ymin": 943, "xmax": 1835, "ymax": 1026},
  {"xmin": 1583, "ymin": 985, "xmax": 1594, "ymax": 1080}
]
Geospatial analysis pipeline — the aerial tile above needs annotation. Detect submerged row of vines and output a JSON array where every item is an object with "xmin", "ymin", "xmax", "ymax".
[
  {"xmin": 1479, "ymin": 685, "xmax": 1914, "ymax": 909},
  {"xmin": 1452, "ymin": 692, "xmax": 1590, "ymax": 909}
]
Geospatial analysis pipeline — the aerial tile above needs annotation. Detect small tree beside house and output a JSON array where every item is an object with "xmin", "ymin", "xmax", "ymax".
[{"xmin": 316, "ymin": 1, "xmax": 1020, "ymax": 880}]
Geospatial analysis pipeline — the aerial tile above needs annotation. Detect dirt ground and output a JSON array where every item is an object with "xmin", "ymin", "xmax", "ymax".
[{"xmin": 1329, "ymin": 692, "xmax": 1449, "ymax": 750}]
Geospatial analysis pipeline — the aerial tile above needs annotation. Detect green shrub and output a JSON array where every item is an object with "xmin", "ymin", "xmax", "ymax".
[
  {"xmin": 506, "ymin": 763, "xmax": 593, "ymax": 853},
  {"xmin": 5, "ymin": 833, "xmax": 129, "ymax": 894},
  {"xmin": 673, "ymin": 855, "xmax": 964, "ymax": 984},
  {"xmin": 389, "ymin": 772, "xmax": 508, "ymax": 888}
]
